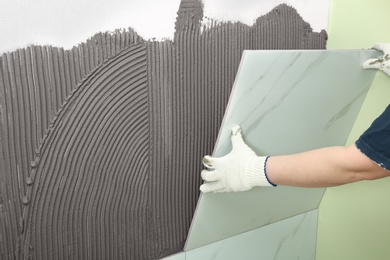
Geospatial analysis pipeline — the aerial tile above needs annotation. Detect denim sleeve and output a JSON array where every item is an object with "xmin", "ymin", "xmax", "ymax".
[{"xmin": 355, "ymin": 105, "xmax": 390, "ymax": 172}]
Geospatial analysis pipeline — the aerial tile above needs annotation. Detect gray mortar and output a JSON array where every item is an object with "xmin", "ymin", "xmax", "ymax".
[{"xmin": 0, "ymin": 1, "xmax": 327, "ymax": 259}]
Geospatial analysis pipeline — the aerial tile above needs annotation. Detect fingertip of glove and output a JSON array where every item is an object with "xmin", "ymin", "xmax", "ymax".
[
  {"xmin": 200, "ymin": 169, "xmax": 209, "ymax": 180},
  {"xmin": 202, "ymin": 156, "xmax": 213, "ymax": 167},
  {"xmin": 199, "ymin": 184, "xmax": 208, "ymax": 193},
  {"xmin": 231, "ymin": 125, "xmax": 241, "ymax": 136},
  {"xmin": 363, "ymin": 58, "xmax": 378, "ymax": 67}
]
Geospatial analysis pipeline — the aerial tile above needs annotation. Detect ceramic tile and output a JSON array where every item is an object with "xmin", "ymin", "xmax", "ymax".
[
  {"xmin": 186, "ymin": 210, "xmax": 318, "ymax": 260},
  {"xmin": 160, "ymin": 251, "xmax": 186, "ymax": 260},
  {"xmin": 185, "ymin": 49, "xmax": 380, "ymax": 250}
]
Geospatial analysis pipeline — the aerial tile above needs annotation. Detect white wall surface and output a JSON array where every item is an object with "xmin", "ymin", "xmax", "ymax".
[
  {"xmin": 203, "ymin": 0, "xmax": 329, "ymax": 32},
  {"xmin": 0, "ymin": 0, "xmax": 329, "ymax": 54}
]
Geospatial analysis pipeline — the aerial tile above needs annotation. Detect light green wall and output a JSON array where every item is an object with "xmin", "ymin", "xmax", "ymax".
[{"xmin": 317, "ymin": 0, "xmax": 390, "ymax": 259}]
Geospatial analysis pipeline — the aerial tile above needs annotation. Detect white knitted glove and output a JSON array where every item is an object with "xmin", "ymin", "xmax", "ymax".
[
  {"xmin": 200, "ymin": 126, "xmax": 276, "ymax": 193},
  {"xmin": 363, "ymin": 43, "xmax": 390, "ymax": 76}
]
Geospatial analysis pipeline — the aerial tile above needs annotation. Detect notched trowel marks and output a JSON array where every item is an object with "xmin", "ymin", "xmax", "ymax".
[
  {"xmin": 0, "ymin": 29, "xmax": 144, "ymax": 259},
  {"xmin": 0, "ymin": 1, "xmax": 327, "ymax": 259},
  {"xmin": 26, "ymin": 44, "xmax": 149, "ymax": 260}
]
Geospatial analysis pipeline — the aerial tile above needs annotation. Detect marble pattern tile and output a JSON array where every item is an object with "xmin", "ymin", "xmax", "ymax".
[
  {"xmin": 160, "ymin": 251, "xmax": 186, "ymax": 260},
  {"xmin": 185, "ymin": 49, "xmax": 380, "ymax": 250},
  {"xmin": 186, "ymin": 210, "xmax": 318, "ymax": 260}
]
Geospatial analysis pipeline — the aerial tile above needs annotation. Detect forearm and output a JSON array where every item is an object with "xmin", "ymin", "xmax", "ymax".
[
  {"xmin": 266, "ymin": 144, "xmax": 388, "ymax": 187},
  {"xmin": 200, "ymin": 127, "xmax": 390, "ymax": 193}
]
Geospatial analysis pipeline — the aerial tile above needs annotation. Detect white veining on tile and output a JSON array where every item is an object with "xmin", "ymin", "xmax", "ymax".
[{"xmin": 186, "ymin": 210, "xmax": 318, "ymax": 260}]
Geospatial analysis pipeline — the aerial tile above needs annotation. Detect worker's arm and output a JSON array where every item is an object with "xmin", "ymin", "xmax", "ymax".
[
  {"xmin": 200, "ymin": 126, "xmax": 389, "ymax": 193},
  {"xmin": 266, "ymin": 144, "xmax": 389, "ymax": 187}
]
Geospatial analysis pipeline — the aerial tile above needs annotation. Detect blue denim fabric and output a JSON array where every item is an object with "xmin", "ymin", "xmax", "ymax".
[{"xmin": 355, "ymin": 105, "xmax": 390, "ymax": 171}]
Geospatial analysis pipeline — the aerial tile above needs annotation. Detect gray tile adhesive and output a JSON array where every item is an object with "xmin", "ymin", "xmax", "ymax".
[{"xmin": 0, "ymin": 1, "xmax": 327, "ymax": 259}]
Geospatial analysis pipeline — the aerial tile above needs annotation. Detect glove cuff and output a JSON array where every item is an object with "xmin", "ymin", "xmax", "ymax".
[{"xmin": 245, "ymin": 156, "xmax": 277, "ymax": 187}]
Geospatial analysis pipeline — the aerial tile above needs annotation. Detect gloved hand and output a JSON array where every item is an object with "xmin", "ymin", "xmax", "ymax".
[
  {"xmin": 363, "ymin": 43, "xmax": 390, "ymax": 76},
  {"xmin": 200, "ymin": 126, "xmax": 276, "ymax": 193}
]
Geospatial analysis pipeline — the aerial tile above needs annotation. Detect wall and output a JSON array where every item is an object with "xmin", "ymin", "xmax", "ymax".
[
  {"xmin": 0, "ymin": 1, "xmax": 327, "ymax": 259},
  {"xmin": 0, "ymin": 0, "xmax": 329, "ymax": 55},
  {"xmin": 6, "ymin": 0, "xmax": 387, "ymax": 259},
  {"xmin": 0, "ymin": 0, "xmax": 181, "ymax": 53},
  {"xmin": 317, "ymin": 0, "xmax": 390, "ymax": 259}
]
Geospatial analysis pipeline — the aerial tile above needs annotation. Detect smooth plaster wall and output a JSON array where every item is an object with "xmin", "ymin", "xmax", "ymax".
[
  {"xmin": 0, "ymin": 0, "xmax": 329, "ymax": 54},
  {"xmin": 0, "ymin": 0, "xmax": 181, "ymax": 53},
  {"xmin": 317, "ymin": 0, "xmax": 390, "ymax": 259}
]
